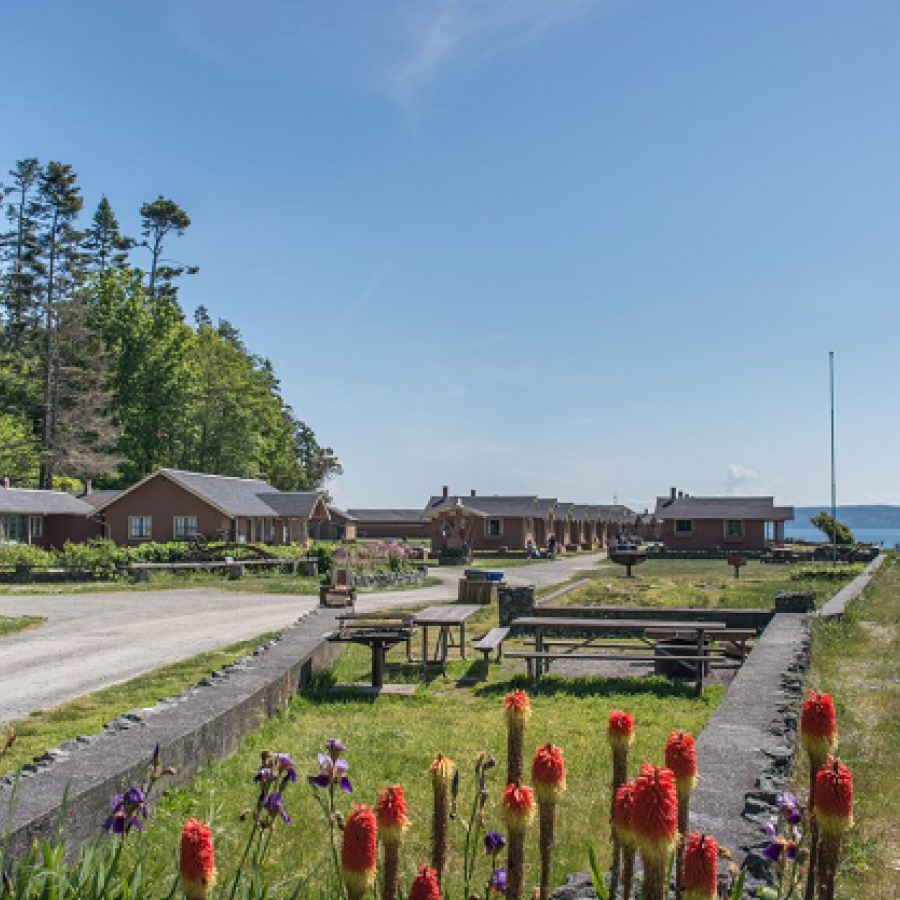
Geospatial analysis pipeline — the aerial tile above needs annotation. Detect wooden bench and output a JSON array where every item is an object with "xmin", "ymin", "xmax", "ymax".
[
  {"xmin": 645, "ymin": 628, "xmax": 757, "ymax": 660},
  {"xmin": 505, "ymin": 650, "xmax": 742, "ymax": 684},
  {"xmin": 327, "ymin": 613, "xmax": 418, "ymax": 688},
  {"xmin": 473, "ymin": 627, "xmax": 510, "ymax": 663}
]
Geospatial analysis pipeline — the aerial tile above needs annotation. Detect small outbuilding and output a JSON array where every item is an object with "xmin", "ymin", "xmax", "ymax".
[{"xmin": 0, "ymin": 482, "xmax": 101, "ymax": 549}]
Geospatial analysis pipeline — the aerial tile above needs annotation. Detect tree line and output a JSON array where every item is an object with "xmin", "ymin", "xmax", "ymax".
[{"xmin": 0, "ymin": 158, "xmax": 340, "ymax": 491}]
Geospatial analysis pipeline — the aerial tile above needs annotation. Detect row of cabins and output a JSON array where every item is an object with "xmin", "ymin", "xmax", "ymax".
[{"xmin": 0, "ymin": 472, "xmax": 794, "ymax": 554}]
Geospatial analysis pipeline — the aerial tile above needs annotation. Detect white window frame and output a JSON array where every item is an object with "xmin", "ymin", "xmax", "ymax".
[
  {"xmin": 485, "ymin": 518, "xmax": 504, "ymax": 538},
  {"xmin": 174, "ymin": 516, "xmax": 198, "ymax": 540},
  {"xmin": 129, "ymin": 516, "xmax": 152, "ymax": 540},
  {"xmin": 724, "ymin": 519, "xmax": 744, "ymax": 539},
  {"xmin": 674, "ymin": 519, "xmax": 693, "ymax": 536}
]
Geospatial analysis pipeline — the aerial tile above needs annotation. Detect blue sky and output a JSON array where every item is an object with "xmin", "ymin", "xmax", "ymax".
[{"xmin": 4, "ymin": 1, "xmax": 900, "ymax": 509}]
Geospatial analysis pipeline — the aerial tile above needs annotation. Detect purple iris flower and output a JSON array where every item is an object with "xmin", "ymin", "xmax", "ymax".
[
  {"xmin": 490, "ymin": 868, "xmax": 508, "ymax": 894},
  {"xmin": 778, "ymin": 792, "xmax": 802, "ymax": 825},
  {"xmin": 762, "ymin": 822, "xmax": 788, "ymax": 862},
  {"xmin": 308, "ymin": 752, "xmax": 352, "ymax": 793},
  {"xmin": 254, "ymin": 766, "xmax": 276, "ymax": 784},
  {"xmin": 102, "ymin": 786, "xmax": 148, "ymax": 834},
  {"xmin": 264, "ymin": 791, "xmax": 292, "ymax": 824},
  {"xmin": 275, "ymin": 753, "xmax": 298, "ymax": 783},
  {"xmin": 484, "ymin": 831, "xmax": 506, "ymax": 855},
  {"xmin": 325, "ymin": 738, "xmax": 346, "ymax": 756}
]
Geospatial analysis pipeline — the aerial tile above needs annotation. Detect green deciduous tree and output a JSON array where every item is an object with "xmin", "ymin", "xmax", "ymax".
[
  {"xmin": 811, "ymin": 512, "xmax": 854, "ymax": 545},
  {"xmin": 0, "ymin": 412, "xmax": 40, "ymax": 485}
]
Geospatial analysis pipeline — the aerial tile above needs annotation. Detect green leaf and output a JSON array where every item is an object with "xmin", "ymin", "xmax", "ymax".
[
  {"xmin": 588, "ymin": 845, "xmax": 610, "ymax": 900},
  {"xmin": 730, "ymin": 868, "xmax": 747, "ymax": 900}
]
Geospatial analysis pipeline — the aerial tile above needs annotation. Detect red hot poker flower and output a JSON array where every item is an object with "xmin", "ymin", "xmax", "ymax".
[
  {"xmin": 632, "ymin": 765, "xmax": 679, "ymax": 864},
  {"xmin": 532, "ymin": 744, "xmax": 566, "ymax": 804},
  {"xmin": 504, "ymin": 690, "xmax": 532, "ymax": 722},
  {"xmin": 613, "ymin": 781, "xmax": 638, "ymax": 848},
  {"xmin": 665, "ymin": 731, "xmax": 698, "ymax": 798},
  {"xmin": 607, "ymin": 710, "xmax": 635, "ymax": 752},
  {"xmin": 180, "ymin": 818, "xmax": 216, "ymax": 900},
  {"xmin": 377, "ymin": 785, "xmax": 410, "ymax": 845},
  {"xmin": 682, "ymin": 832, "xmax": 718, "ymax": 900},
  {"xmin": 342, "ymin": 805, "xmax": 378, "ymax": 898},
  {"xmin": 408, "ymin": 866, "xmax": 442, "ymax": 900},
  {"xmin": 815, "ymin": 757, "xmax": 854, "ymax": 837},
  {"xmin": 502, "ymin": 783, "xmax": 536, "ymax": 832},
  {"xmin": 800, "ymin": 691, "xmax": 837, "ymax": 763}
]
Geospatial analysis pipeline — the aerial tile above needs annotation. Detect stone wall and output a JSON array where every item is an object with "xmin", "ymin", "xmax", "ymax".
[
  {"xmin": 498, "ymin": 584, "xmax": 536, "ymax": 627},
  {"xmin": 0, "ymin": 608, "xmax": 342, "ymax": 862},
  {"xmin": 348, "ymin": 567, "xmax": 429, "ymax": 589}
]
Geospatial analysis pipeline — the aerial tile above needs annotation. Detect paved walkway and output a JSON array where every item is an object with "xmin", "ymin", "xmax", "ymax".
[{"xmin": 0, "ymin": 552, "xmax": 606, "ymax": 722}]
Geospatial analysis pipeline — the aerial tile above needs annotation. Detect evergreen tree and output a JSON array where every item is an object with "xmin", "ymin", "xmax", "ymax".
[
  {"xmin": 83, "ymin": 196, "xmax": 133, "ymax": 276},
  {"xmin": 33, "ymin": 161, "xmax": 84, "ymax": 487},
  {"xmin": 139, "ymin": 196, "xmax": 196, "ymax": 301},
  {"xmin": 0, "ymin": 158, "xmax": 43, "ymax": 346}
]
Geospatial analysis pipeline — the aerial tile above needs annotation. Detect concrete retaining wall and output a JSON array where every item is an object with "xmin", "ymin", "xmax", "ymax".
[{"xmin": 0, "ymin": 608, "xmax": 342, "ymax": 861}]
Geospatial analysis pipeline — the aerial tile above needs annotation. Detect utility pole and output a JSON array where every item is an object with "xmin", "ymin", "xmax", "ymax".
[{"xmin": 830, "ymin": 351, "xmax": 837, "ymax": 566}]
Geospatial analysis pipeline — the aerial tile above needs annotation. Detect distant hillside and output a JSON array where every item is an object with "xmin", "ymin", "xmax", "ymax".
[{"xmin": 793, "ymin": 506, "xmax": 900, "ymax": 529}]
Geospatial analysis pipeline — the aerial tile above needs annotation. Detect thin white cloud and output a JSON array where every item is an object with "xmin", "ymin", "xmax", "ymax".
[
  {"xmin": 725, "ymin": 464, "xmax": 764, "ymax": 496},
  {"xmin": 387, "ymin": 0, "xmax": 599, "ymax": 109}
]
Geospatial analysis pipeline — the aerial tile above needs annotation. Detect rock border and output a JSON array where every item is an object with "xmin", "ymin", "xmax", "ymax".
[{"xmin": 0, "ymin": 607, "xmax": 342, "ymax": 861}]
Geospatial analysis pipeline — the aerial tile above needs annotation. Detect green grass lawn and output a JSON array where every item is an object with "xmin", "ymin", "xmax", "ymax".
[
  {"xmin": 801, "ymin": 554, "xmax": 900, "ymax": 899},
  {"xmin": 117, "ymin": 626, "xmax": 724, "ymax": 900},
  {"xmin": 0, "ymin": 632, "xmax": 279, "ymax": 777},
  {"xmin": 0, "ymin": 615, "xmax": 45, "ymax": 637},
  {"xmin": 543, "ymin": 558, "xmax": 860, "ymax": 609}
]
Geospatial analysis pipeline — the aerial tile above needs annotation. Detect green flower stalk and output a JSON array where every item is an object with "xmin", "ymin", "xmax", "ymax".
[
  {"xmin": 502, "ymin": 782, "xmax": 536, "ymax": 900},
  {"xmin": 430, "ymin": 754, "xmax": 455, "ymax": 883},
  {"xmin": 665, "ymin": 730, "xmax": 697, "ymax": 899},
  {"xmin": 532, "ymin": 744, "xmax": 567, "ymax": 900},
  {"xmin": 376, "ymin": 785, "xmax": 409, "ymax": 900},
  {"xmin": 800, "ymin": 692, "xmax": 837, "ymax": 900},
  {"xmin": 813, "ymin": 757, "xmax": 853, "ymax": 900},
  {"xmin": 504, "ymin": 691, "xmax": 532, "ymax": 786},
  {"xmin": 607, "ymin": 710, "xmax": 635, "ymax": 897},
  {"xmin": 613, "ymin": 782, "xmax": 637, "ymax": 900}
]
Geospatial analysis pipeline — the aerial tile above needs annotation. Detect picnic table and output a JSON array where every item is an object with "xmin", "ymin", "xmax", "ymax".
[
  {"xmin": 507, "ymin": 616, "xmax": 729, "ymax": 692},
  {"xmin": 413, "ymin": 604, "xmax": 482, "ymax": 675},
  {"xmin": 326, "ymin": 612, "xmax": 416, "ymax": 689}
]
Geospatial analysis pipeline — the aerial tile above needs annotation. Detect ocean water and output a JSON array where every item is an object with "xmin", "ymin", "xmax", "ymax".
[{"xmin": 784, "ymin": 526, "xmax": 900, "ymax": 548}]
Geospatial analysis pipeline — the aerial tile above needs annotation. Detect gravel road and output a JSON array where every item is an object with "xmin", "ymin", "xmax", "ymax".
[{"xmin": 0, "ymin": 552, "xmax": 607, "ymax": 722}]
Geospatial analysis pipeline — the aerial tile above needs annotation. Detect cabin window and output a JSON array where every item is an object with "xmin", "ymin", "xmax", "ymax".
[
  {"xmin": 0, "ymin": 515, "xmax": 27, "ymax": 544},
  {"xmin": 129, "ymin": 516, "xmax": 152, "ymax": 539},
  {"xmin": 724, "ymin": 519, "xmax": 744, "ymax": 539},
  {"xmin": 486, "ymin": 518, "xmax": 503, "ymax": 537},
  {"xmin": 174, "ymin": 516, "xmax": 198, "ymax": 540},
  {"xmin": 674, "ymin": 519, "xmax": 693, "ymax": 535},
  {"xmin": 30, "ymin": 516, "xmax": 44, "ymax": 539}
]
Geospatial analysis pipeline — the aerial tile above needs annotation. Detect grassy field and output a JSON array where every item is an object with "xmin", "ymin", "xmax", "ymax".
[
  {"xmin": 0, "ymin": 632, "xmax": 279, "ymax": 777},
  {"xmin": 0, "ymin": 615, "xmax": 45, "ymax": 637},
  {"xmin": 800, "ymin": 554, "xmax": 900, "ymax": 899},
  {"xmin": 543, "ymin": 558, "xmax": 860, "ymax": 609},
  {"xmin": 117, "ymin": 634, "xmax": 724, "ymax": 899}
]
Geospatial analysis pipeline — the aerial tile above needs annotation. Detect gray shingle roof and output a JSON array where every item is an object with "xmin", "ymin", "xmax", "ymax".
[
  {"xmin": 654, "ymin": 496, "xmax": 794, "ymax": 521},
  {"xmin": 258, "ymin": 492, "xmax": 328, "ymax": 519},
  {"xmin": 426, "ymin": 495, "xmax": 544, "ymax": 518},
  {"xmin": 162, "ymin": 469, "xmax": 279, "ymax": 517},
  {"xmin": 347, "ymin": 509, "xmax": 429, "ymax": 523},
  {"xmin": 0, "ymin": 489, "xmax": 93, "ymax": 516},
  {"xmin": 77, "ymin": 490, "xmax": 122, "ymax": 509}
]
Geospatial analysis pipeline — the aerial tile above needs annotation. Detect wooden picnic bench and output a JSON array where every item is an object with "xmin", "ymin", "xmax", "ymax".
[
  {"xmin": 326, "ymin": 612, "xmax": 417, "ymax": 689},
  {"xmin": 413, "ymin": 605, "xmax": 482, "ymax": 675},
  {"xmin": 508, "ymin": 616, "xmax": 731, "ymax": 693},
  {"xmin": 644, "ymin": 627, "xmax": 757, "ymax": 660},
  {"xmin": 473, "ymin": 627, "xmax": 510, "ymax": 663}
]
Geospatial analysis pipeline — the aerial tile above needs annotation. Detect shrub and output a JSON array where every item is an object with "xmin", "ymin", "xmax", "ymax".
[
  {"xmin": 0, "ymin": 544, "xmax": 55, "ymax": 569},
  {"xmin": 59, "ymin": 539, "xmax": 128, "ymax": 577}
]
